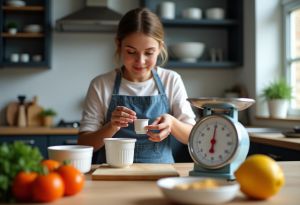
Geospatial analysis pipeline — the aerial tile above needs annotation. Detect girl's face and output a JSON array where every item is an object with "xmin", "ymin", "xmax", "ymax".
[{"xmin": 119, "ymin": 32, "xmax": 161, "ymax": 82}]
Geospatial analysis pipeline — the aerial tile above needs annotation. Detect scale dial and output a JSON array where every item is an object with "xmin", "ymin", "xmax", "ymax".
[{"xmin": 188, "ymin": 115, "xmax": 240, "ymax": 169}]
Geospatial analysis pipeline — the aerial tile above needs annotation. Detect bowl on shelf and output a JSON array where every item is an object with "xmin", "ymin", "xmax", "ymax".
[
  {"xmin": 157, "ymin": 177, "xmax": 239, "ymax": 205},
  {"xmin": 169, "ymin": 42, "xmax": 205, "ymax": 63},
  {"xmin": 24, "ymin": 24, "xmax": 42, "ymax": 33},
  {"xmin": 48, "ymin": 145, "xmax": 93, "ymax": 173},
  {"xmin": 6, "ymin": 0, "xmax": 26, "ymax": 7},
  {"xmin": 206, "ymin": 8, "xmax": 225, "ymax": 20}
]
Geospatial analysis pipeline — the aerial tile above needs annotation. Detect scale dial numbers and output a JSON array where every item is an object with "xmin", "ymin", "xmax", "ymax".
[{"xmin": 189, "ymin": 115, "xmax": 239, "ymax": 169}]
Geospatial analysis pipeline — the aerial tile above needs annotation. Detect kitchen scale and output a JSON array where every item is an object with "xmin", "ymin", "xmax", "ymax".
[{"xmin": 187, "ymin": 97, "xmax": 255, "ymax": 180}]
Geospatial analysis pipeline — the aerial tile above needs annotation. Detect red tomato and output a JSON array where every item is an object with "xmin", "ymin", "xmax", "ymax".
[
  {"xmin": 12, "ymin": 171, "xmax": 38, "ymax": 202},
  {"xmin": 32, "ymin": 172, "xmax": 65, "ymax": 202},
  {"xmin": 56, "ymin": 165, "xmax": 85, "ymax": 196},
  {"xmin": 41, "ymin": 159, "xmax": 61, "ymax": 172}
]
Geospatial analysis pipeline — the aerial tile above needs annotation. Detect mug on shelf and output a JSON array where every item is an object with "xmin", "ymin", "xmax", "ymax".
[{"xmin": 158, "ymin": 1, "xmax": 176, "ymax": 19}]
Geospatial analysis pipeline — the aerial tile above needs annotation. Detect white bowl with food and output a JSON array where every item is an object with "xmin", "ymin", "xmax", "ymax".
[
  {"xmin": 48, "ymin": 145, "xmax": 93, "ymax": 173},
  {"xmin": 157, "ymin": 177, "xmax": 239, "ymax": 205},
  {"xmin": 169, "ymin": 42, "xmax": 205, "ymax": 62}
]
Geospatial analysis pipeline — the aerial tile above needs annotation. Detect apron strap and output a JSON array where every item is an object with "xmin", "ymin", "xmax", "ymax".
[{"xmin": 152, "ymin": 68, "xmax": 166, "ymax": 95}]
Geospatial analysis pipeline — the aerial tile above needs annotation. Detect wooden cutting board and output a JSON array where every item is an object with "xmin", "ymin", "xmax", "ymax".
[
  {"xmin": 92, "ymin": 163, "xmax": 179, "ymax": 181},
  {"xmin": 6, "ymin": 102, "xmax": 19, "ymax": 126},
  {"xmin": 27, "ymin": 96, "xmax": 43, "ymax": 127}
]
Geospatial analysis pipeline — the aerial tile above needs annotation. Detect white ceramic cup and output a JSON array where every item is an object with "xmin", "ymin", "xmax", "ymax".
[
  {"xmin": 104, "ymin": 138, "xmax": 136, "ymax": 168},
  {"xmin": 159, "ymin": 1, "xmax": 176, "ymax": 19},
  {"xmin": 10, "ymin": 53, "xmax": 19, "ymax": 62},
  {"xmin": 134, "ymin": 119, "xmax": 149, "ymax": 134},
  {"xmin": 182, "ymin": 8, "xmax": 202, "ymax": 20},
  {"xmin": 20, "ymin": 53, "xmax": 29, "ymax": 63}
]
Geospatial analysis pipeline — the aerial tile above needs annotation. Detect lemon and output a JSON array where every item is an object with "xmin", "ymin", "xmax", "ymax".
[{"xmin": 234, "ymin": 154, "xmax": 285, "ymax": 200}]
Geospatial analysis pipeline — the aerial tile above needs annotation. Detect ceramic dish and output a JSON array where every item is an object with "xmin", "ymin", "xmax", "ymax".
[
  {"xmin": 24, "ymin": 24, "xmax": 42, "ymax": 33},
  {"xmin": 6, "ymin": 0, "xmax": 25, "ymax": 7},
  {"xmin": 157, "ymin": 177, "xmax": 239, "ymax": 205},
  {"xmin": 48, "ymin": 145, "xmax": 93, "ymax": 173}
]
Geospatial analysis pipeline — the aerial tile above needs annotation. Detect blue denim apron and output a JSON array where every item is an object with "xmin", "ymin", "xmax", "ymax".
[{"xmin": 92, "ymin": 68, "xmax": 174, "ymax": 164}]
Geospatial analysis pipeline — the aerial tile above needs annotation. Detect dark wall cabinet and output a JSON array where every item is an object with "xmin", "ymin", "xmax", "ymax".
[
  {"xmin": 141, "ymin": 0, "xmax": 243, "ymax": 68},
  {"xmin": 0, "ymin": 135, "xmax": 78, "ymax": 158},
  {"xmin": 0, "ymin": 0, "xmax": 51, "ymax": 68}
]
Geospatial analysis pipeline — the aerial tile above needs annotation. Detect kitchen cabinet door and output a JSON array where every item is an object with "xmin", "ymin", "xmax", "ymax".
[
  {"xmin": 0, "ymin": 135, "xmax": 48, "ymax": 158},
  {"xmin": 48, "ymin": 135, "xmax": 78, "ymax": 146}
]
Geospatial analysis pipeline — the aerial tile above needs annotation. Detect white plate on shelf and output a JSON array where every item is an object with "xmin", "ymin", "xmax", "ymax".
[
  {"xmin": 24, "ymin": 24, "xmax": 42, "ymax": 33},
  {"xmin": 6, "ymin": 0, "xmax": 26, "ymax": 7},
  {"xmin": 157, "ymin": 177, "xmax": 239, "ymax": 205}
]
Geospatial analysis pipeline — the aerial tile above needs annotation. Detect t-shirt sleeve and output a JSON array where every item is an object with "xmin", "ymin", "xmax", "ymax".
[
  {"xmin": 79, "ymin": 78, "xmax": 106, "ymax": 132},
  {"xmin": 169, "ymin": 72, "xmax": 196, "ymax": 125}
]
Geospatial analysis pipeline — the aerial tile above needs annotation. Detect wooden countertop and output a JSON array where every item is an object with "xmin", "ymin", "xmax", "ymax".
[
  {"xmin": 15, "ymin": 162, "xmax": 298, "ymax": 205},
  {"xmin": 249, "ymin": 133, "xmax": 300, "ymax": 151},
  {"xmin": 0, "ymin": 126, "xmax": 79, "ymax": 135}
]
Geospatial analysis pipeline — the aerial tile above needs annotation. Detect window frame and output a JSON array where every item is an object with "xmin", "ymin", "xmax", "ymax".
[{"xmin": 283, "ymin": 0, "xmax": 300, "ymax": 116}]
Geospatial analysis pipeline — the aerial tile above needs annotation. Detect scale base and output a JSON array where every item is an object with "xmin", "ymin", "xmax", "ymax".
[
  {"xmin": 189, "ymin": 163, "xmax": 240, "ymax": 180},
  {"xmin": 189, "ymin": 170, "xmax": 235, "ymax": 180}
]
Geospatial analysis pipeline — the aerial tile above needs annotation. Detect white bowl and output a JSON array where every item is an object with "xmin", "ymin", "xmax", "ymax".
[
  {"xmin": 169, "ymin": 42, "xmax": 205, "ymax": 62},
  {"xmin": 206, "ymin": 8, "xmax": 225, "ymax": 20},
  {"xmin": 48, "ymin": 145, "xmax": 93, "ymax": 173},
  {"xmin": 182, "ymin": 8, "xmax": 202, "ymax": 20},
  {"xmin": 157, "ymin": 177, "xmax": 239, "ymax": 205},
  {"xmin": 24, "ymin": 24, "xmax": 42, "ymax": 33},
  {"xmin": 7, "ymin": 0, "xmax": 26, "ymax": 7},
  {"xmin": 104, "ymin": 138, "xmax": 136, "ymax": 168}
]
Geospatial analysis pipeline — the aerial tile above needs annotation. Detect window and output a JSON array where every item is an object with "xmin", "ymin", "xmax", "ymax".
[{"xmin": 284, "ymin": 0, "xmax": 300, "ymax": 115}]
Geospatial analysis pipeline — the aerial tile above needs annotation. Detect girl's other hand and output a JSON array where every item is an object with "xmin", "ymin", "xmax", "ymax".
[
  {"xmin": 111, "ymin": 106, "xmax": 137, "ymax": 129},
  {"xmin": 146, "ymin": 114, "xmax": 173, "ymax": 142}
]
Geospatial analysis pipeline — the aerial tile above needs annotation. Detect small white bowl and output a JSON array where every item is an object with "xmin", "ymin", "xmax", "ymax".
[
  {"xmin": 24, "ymin": 24, "xmax": 42, "ymax": 33},
  {"xmin": 157, "ymin": 177, "xmax": 239, "ymax": 205},
  {"xmin": 7, "ymin": 0, "xmax": 26, "ymax": 7},
  {"xmin": 182, "ymin": 8, "xmax": 202, "ymax": 20},
  {"xmin": 169, "ymin": 42, "xmax": 205, "ymax": 62},
  {"xmin": 48, "ymin": 145, "xmax": 93, "ymax": 173},
  {"xmin": 206, "ymin": 8, "xmax": 225, "ymax": 20}
]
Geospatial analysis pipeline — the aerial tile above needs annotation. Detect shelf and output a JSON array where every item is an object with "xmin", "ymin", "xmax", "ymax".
[
  {"xmin": 161, "ymin": 18, "xmax": 239, "ymax": 27},
  {"xmin": 0, "ymin": 61, "xmax": 48, "ymax": 68},
  {"xmin": 2, "ymin": 6, "xmax": 44, "ymax": 11},
  {"xmin": 1, "ymin": 32, "xmax": 44, "ymax": 38},
  {"xmin": 166, "ymin": 60, "xmax": 241, "ymax": 68}
]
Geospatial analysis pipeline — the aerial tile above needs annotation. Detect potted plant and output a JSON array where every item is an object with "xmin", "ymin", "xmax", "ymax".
[
  {"xmin": 262, "ymin": 79, "xmax": 292, "ymax": 118},
  {"xmin": 6, "ymin": 21, "xmax": 18, "ymax": 35},
  {"xmin": 39, "ymin": 108, "xmax": 57, "ymax": 127}
]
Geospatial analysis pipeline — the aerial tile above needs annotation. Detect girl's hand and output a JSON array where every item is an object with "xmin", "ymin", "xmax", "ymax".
[
  {"xmin": 146, "ymin": 114, "xmax": 173, "ymax": 142},
  {"xmin": 111, "ymin": 106, "xmax": 137, "ymax": 130}
]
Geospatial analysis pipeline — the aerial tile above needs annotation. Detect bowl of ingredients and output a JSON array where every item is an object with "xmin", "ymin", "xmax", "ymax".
[
  {"xmin": 157, "ymin": 177, "xmax": 239, "ymax": 204},
  {"xmin": 169, "ymin": 42, "xmax": 205, "ymax": 62},
  {"xmin": 48, "ymin": 145, "xmax": 93, "ymax": 173}
]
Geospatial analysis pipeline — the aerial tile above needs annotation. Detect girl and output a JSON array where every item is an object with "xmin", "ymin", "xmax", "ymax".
[{"xmin": 78, "ymin": 7, "xmax": 196, "ymax": 163}]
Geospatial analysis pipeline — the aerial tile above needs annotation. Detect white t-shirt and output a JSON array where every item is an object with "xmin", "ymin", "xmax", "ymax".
[{"xmin": 79, "ymin": 67, "xmax": 196, "ymax": 132}]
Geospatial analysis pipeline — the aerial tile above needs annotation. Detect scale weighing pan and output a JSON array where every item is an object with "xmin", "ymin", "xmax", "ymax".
[{"xmin": 187, "ymin": 97, "xmax": 255, "ymax": 111}]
